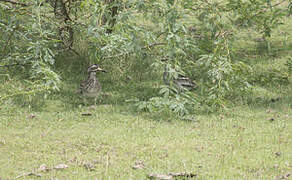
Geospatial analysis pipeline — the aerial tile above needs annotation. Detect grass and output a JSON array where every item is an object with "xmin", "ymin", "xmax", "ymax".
[
  {"xmin": 0, "ymin": 86, "xmax": 292, "ymax": 179},
  {"xmin": 1, "ymin": 4, "xmax": 292, "ymax": 180}
]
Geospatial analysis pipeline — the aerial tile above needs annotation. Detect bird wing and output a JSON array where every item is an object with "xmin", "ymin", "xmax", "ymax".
[
  {"xmin": 75, "ymin": 80, "xmax": 87, "ymax": 94},
  {"xmin": 174, "ymin": 76, "xmax": 196, "ymax": 88},
  {"xmin": 78, "ymin": 78, "xmax": 92, "ymax": 93},
  {"xmin": 84, "ymin": 79, "xmax": 94, "ymax": 91}
]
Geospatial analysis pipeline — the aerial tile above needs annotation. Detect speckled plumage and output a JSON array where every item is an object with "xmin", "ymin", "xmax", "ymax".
[
  {"xmin": 78, "ymin": 64, "xmax": 106, "ymax": 103},
  {"xmin": 163, "ymin": 65, "xmax": 196, "ymax": 91},
  {"xmin": 80, "ymin": 71, "xmax": 102, "ymax": 97}
]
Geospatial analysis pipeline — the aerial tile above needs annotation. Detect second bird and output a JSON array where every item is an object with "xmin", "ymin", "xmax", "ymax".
[{"xmin": 163, "ymin": 65, "xmax": 196, "ymax": 91}]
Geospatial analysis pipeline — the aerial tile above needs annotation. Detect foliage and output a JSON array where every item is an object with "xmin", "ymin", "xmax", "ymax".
[
  {"xmin": 0, "ymin": 0, "xmax": 291, "ymax": 114},
  {"xmin": 135, "ymin": 85, "xmax": 196, "ymax": 116},
  {"xmin": 0, "ymin": 1, "xmax": 60, "ymax": 102},
  {"xmin": 226, "ymin": 0, "xmax": 289, "ymax": 38}
]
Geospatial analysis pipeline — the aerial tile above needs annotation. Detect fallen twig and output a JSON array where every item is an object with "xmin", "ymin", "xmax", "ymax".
[{"xmin": 16, "ymin": 172, "xmax": 42, "ymax": 179}]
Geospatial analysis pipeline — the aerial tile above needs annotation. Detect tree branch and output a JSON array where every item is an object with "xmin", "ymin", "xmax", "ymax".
[
  {"xmin": 103, "ymin": 42, "xmax": 166, "ymax": 59},
  {"xmin": 0, "ymin": 62, "xmax": 31, "ymax": 68},
  {"xmin": 105, "ymin": 0, "xmax": 119, "ymax": 34},
  {"xmin": 271, "ymin": 0, "xmax": 286, "ymax": 8}
]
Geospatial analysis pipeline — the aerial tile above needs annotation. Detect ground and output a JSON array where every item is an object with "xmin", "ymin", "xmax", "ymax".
[
  {"xmin": 1, "ymin": 6, "xmax": 292, "ymax": 180},
  {"xmin": 0, "ymin": 96, "xmax": 292, "ymax": 179}
]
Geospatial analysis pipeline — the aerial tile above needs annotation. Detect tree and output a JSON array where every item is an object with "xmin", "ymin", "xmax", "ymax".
[{"xmin": 0, "ymin": 0, "xmax": 291, "ymax": 112}]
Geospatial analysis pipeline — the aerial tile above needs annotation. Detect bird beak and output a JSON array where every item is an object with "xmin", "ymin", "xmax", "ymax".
[{"xmin": 96, "ymin": 67, "xmax": 107, "ymax": 73}]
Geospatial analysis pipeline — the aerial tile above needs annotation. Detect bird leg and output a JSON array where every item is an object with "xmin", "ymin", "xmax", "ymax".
[{"xmin": 94, "ymin": 97, "xmax": 97, "ymax": 106}]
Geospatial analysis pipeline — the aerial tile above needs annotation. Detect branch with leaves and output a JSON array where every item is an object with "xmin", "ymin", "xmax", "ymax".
[
  {"xmin": 0, "ymin": 0, "xmax": 28, "ymax": 6},
  {"xmin": 103, "ymin": 42, "xmax": 166, "ymax": 59},
  {"xmin": 0, "ymin": 62, "xmax": 31, "ymax": 68}
]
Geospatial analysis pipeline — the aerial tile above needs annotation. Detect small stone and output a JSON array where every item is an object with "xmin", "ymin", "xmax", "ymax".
[
  {"xmin": 54, "ymin": 164, "xmax": 68, "ymax": 170},
  {"xmin": 38, "ymin": 164, "xmax": 50, "ymax": 172}
]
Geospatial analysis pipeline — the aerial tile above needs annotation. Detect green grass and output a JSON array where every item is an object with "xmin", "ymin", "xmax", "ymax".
[
  {"xmin": 1, "ymin": 4, "xmax": 292, "ymax": 180},
  {"xmin": 1, "ymin": 43, "xmax": 292, "ymax": 180},
  {"xmin": 0, "ymin": 91, "xmax": 292, "ymax": 179}
]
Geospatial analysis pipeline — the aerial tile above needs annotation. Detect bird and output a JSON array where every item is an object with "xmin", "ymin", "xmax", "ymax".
[
  {"xmin": 163, "ymin": 65, "xmax": 196, "ymax": 91},
  {"xmin": 78, "ymin": 64, "xmax": 107, "ymax": 104}
]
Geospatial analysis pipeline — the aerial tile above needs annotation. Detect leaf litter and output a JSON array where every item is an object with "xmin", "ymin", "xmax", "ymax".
[
  {"xmin": 132, "ymin": 160, "xmax": 145, "ymax": 170},
  {"xmin": 16, "ymin": 172, "xmax": 42, "ymax": 179},
  {"xmin": 16, "ymin": 163, "xmax": 69, "ymax": 178},
  {"xmin": 54, "ymin": 164, "xmax": 68, "ymax": 170},
  {"xmin": 83, "ymin": 162, "xmax": 96, "ymax": 171},
  {"xmin": 147, "ymin": 172, "xmax": 197, "ymax": 180}
]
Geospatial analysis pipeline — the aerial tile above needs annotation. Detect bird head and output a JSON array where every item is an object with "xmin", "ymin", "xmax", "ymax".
[{"xmin": 87, "ymin": 64, "xmax": 107, "ymax": 73}]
